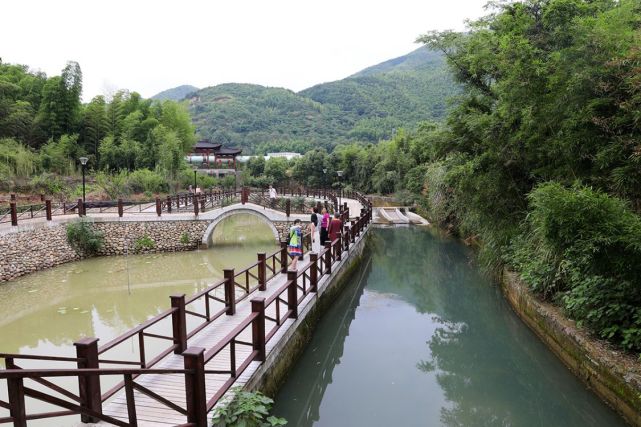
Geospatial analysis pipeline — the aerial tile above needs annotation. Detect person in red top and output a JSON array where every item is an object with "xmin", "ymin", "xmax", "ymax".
[{"xmin": 326, "ymin": 212, "xmax": 343, "ymax": 243}]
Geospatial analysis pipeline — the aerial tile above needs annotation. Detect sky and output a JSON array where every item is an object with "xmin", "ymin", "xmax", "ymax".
[{"xmin": 2, "ymin": 0, "xmax": 488, "ymax": 101}]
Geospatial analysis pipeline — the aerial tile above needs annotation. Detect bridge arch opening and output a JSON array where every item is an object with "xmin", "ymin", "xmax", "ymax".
[{"xmin": 202, "ymin": 209, "xmax": 280, "ymax": 248}]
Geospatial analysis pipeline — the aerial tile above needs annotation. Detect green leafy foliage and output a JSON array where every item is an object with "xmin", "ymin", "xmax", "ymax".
[
  {"xmin": 211, "ymin": 388, "xmax": 287, "ymax": 427},
  {"xmin": 134, "ymin": 234, "xmax": 155, "ymax": 252},
  {"xmin": 66, "ymin": 219, "xmax": 104, "ymax": 256}
]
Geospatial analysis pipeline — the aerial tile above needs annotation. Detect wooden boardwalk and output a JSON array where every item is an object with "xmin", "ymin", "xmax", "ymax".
[{"xmin": 98, "ymin": 258, "xmax": 314, "ymax": 426}]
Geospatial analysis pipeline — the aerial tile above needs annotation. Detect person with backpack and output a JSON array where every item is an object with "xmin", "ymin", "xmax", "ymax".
[{"xmin": 288, "ymin": 219, "xmax": 303, "ymax": 270}]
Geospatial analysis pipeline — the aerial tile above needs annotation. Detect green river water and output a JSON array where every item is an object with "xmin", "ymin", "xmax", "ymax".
[
  {"xmin": 0, "ymin": 214, "xmax": 278, "ymax": 425},
  {"xmin": 272, "ymin": 226, "xmax": 626, "ymax": 427}
]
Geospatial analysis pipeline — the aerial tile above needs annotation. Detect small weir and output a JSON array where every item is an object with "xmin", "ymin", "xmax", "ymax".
[{"xmin": 273, "ymin": 226, "xmax": 627, "ymax": 427}]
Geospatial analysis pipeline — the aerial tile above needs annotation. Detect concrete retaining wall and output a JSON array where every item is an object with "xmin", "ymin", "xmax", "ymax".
[
  {"xmin": 238, "ymin": 227, "xmax": 370, "ymax": 399},
  {"xmin": 501, "ymin": 270, "xmax": 641, "ymax": 426}
]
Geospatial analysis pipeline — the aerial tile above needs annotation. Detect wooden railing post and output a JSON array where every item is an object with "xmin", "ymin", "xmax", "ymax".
[
  {"xmin": 171, "ymin": 294, "xmax": 187, "ymax": 354},
  {"xmin": 257, "ymin": 253, "xmax": 266, "ymax": 291},
  {"xmin": 285, "ymin": 199, "xmax": 291, "ymax": 217},
  {"xmin": 74, "ymin": 337, "xmax": 102, "ymax": 423},
  {"xmin": 193, "ymin": 195, "xmax": 199, "ymax": 216},
  {"xmin": 155, "ymin": 197, "xmax": 162, "ymax": 216},
  {"xmin": 310, "ymin": 253, "xmax": 318, "ymax": 293},
  {"xmin": 280, "ymin": 241, "xmax": 288, "ymax": 273},
  {"xmin": 336, "ymin": 234, "xmax": 342, "ymax": 260},
  {"xmin": 183, "ymin": 347, "xmax": 207, "ymax": 427},
  {"xmin": 200, "ymin": 196, "xmax": 205, "ymax": 211},
  {"xmin": 45, "ymin": 199, "xmax": 52, "ymax": 221},
  {"xmin": 287, "ymin": 270, "xmax": 298, "ymax": 319},
  {"xmin": 167, "ymin": 195, "xmax": 172, "ymax": 213},
  {"xmin": 6, "ymin": 358, "xmax": 26, "ymax": 427},
  {"xmin": 77, "ymin": 198, "xmax": 84, "ymax": 217},
  {"xmin": 350, "ymin": 222, "xmax": 356, "ymax": 243},
  {"xmin": 224, "ymin": 268, "xmax": 236, "ymax": 315},
  {"xmin": 251, "ymin": 298, "xmax": 266, "ymax": 361},
  {"xmin": 324, "ymin": 242, "xmax": 332, "ymax": 274},
  {"xmin": 10, "ymin": 193, "xmax": 16, "ymax": 202},
  {"xmin": 117, "ymin": 198, "xmax": 123, "ymax": 217}
]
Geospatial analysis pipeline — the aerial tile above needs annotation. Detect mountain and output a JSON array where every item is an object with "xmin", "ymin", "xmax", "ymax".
[
  {"xmin": 184, "ymin": 47, "xmax": 457, "ymax": 153},
  {"xmin": 151, "ymin": 85, "xmax": 199, "ymax": 101}
]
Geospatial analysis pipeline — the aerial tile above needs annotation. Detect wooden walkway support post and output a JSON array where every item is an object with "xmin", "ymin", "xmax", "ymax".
[
  {"xmin": 224, "ymin": 268, "xmax": 236, "ymax": 315},
  {"xmin": 193, "ymin": 195, "xmax": 199, "ymax": 216},
  {"xmin": 251, "ymin": 298, "xmax": 266, "ymax": 361},
  {"xmin": 324, "ymin": 242, "xmax": 332, "ymax": 274},
  {"xmin": 10, "ymin": 202, "xmax": 17, "ymax": 226},
  {"xmin": 166, "ymin": 195, "xmax": 172, "ymax": 213},
  {"xmin": 183, "ymin": 347, "xmax": 207, "ymax": 427},
  {"xmin": 285, "ymin": 199, "xmax": 291, "ymax": 217},
  {"xmin": 5, "ymin": 358, "xmax": 26, "ymax": 427},
  {"xmin": 74, "ymin": 337, "xmax": 102, "ymax": 423},
  {"xmin": 45, "ymin": 199, "xmax": 52, "ymax": 221},
  {"xmin": 280, "ymin": 241, "xmax": 288, "ymax": 273},
  {"xmin": 171, "ymin": 294, "xmax": 187, "ymax": 355},
  {"xmin": 77, "ymin": 198, "xmax": 84, "ymax": 217},
  {"xmin": 118, "ymin": 199, "xmax": 123, "ymax": 217},
  {"xmin": 155, "ymin": 198, "xmax": 162, "ymax": 216},
  {"xmin": 257, "ymin": 253, "xmax": 267, "ymax": 291},
  {"xmin": 287, "ymin": 270, "xmax": 298, "ymax": 319},
  {"xmin": 309, "ymin": 253, "xmax": 318, "ymax": 293}
]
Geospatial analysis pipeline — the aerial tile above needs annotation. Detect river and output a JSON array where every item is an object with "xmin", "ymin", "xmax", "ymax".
[{"xmin": 272, "ymin": 226, "xmax": 626, "ymax": 427}]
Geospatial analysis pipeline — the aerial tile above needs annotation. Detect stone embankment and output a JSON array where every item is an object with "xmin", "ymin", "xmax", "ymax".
[
  {"xmin": 0, "ymin": 217, "xmax": 309, "ymax": 282},
  {"xmin": 501, "ymin": 271, "xmax": 641, "ymax": 426}
]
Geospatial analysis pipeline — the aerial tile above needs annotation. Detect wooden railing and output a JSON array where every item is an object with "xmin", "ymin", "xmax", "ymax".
[
  {"xmin": 0, "ymin": 193, "xmax": 372, "ymax": 426},
  {"xmin": 0, "ymin": 187, "xmax": 348, "ymax": 226}
]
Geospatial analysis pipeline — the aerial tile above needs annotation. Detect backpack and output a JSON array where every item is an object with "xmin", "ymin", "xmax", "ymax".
[{"xmin": 289, "ymin": 227, "xmax": 300, "ymax": 246}]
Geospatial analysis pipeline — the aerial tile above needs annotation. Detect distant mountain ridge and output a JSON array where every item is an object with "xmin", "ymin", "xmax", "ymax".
[
  {"xmin": 151, "ymin": 85, "xmax": 199, "ymax": 101},
  {"xmin": 156, "ymin": 47, "xmax": 457, "ymax": 153}
]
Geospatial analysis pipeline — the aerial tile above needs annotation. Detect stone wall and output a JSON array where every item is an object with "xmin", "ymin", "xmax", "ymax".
[
  {"xmin": 501, "ymin": 270, "xmax": 641, "ymax": 426},
  {"xmin": 273, "ymin": 220, "xmax": 310, "ymax": 242},
  {"xmin": 0, "ymin": 223, "xmax": 80, "ymax": 281},
  {"xmin": 94, "ymin": 220, "xmax": 209, "ymax": 256}
]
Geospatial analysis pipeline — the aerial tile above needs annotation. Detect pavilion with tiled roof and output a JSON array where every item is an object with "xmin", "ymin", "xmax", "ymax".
[{"xmin": 189, "ymin": 139, "xmax": 242, "ymax": 169}]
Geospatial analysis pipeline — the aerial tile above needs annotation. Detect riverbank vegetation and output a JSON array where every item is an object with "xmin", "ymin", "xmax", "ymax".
[{"xmin": 254, "ymin": 0, "xmax": 641, "ymax": 353}]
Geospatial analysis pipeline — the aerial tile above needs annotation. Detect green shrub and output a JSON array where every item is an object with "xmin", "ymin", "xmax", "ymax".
[
  {"xmin": 134, "ymin": 234, "xmax": 156, "ymax": 252},
  {"xmin": 509, "ymin": 183, "xmax": 641, "ymax": 351},
  {"xmin": 95, "ymin": 171, "xmax": 130, "ymax": 199},
  {"xmin": 66, "ymin": 220, "xmax": 104, "ymax": 256},
  {"xmin": 180, "ymin": 232, "xmax": 190, "ymax": 244},
  {"xmin": 128, "ymin": 169, "xmax": 167, "ymax": 194},
  {"xmin": 292, "ymin": 196, "xmax": 305, "ymax": 210},
  {"xmin": 211, "ymin": 387, "xmax": 286, "ymax": 427}
]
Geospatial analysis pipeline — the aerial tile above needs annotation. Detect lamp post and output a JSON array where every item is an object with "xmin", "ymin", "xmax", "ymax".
[
  {"xmin": 336, "ymin": 170, "xmax": 343, "ymax": 211},
  {"xmin": 193, "ymin": 170, "xmax": 197, "ymax": 191},
  {"xmin": 323, "ymin": 168, "xmax": 327, "ymax": 197},
  {"xmin": 79, "ymin": 157, "xmax": 88, "ymax": 205}
]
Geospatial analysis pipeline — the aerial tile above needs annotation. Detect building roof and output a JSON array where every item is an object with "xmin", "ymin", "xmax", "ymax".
[
  {"xmin": 216, "ymin": 147, "xmax": 243, "ymax": 156},
  {"xmin": 193, "ymin": 140, "xmax": 222, "ymax": 150}
]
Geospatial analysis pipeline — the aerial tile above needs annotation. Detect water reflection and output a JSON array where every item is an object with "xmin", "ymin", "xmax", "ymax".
[{"xmin": 273, "ymin": 227, "xmax": 626, "ymax": 427}]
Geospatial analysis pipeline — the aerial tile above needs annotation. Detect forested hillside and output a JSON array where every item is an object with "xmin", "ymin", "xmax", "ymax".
[
  {"xmin": 185, "ymin": 48, "xmax": 457, "ymax": 153},
  {"xmin": 151, "ymin": 85, "xmax": 199, "ymax": 101},
  {"xmin": 0, "ymin": 61, "xmax": 196, "ymax": 194}
]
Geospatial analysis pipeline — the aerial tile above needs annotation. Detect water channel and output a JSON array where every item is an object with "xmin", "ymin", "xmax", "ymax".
[
  {"xmin": 272, "ymin": 226, "xmax": 626, "ymax": 427},
  {"xmin": 0, "ymin": 214, "xmax": 278, "ymax": 425}
]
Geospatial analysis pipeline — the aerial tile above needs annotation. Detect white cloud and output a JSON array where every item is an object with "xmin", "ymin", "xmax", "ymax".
[{"xmin": 1, "ymin": 0, "xmax": 487, "ymax": 101}]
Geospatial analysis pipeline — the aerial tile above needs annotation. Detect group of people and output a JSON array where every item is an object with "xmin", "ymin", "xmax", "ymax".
[{"xmin": 287, "ymin": 206, "xmax": 343, "ymax": 270}]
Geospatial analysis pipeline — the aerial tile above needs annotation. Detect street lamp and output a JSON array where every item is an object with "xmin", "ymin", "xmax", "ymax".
[
  {"xmin": 336, "ymin": 170, "xmax": 343, "ymax": 211},
  {"xmin": 193, "ymin": 170, "xmax": 197, "ymax": 191},
  {"xmin": 323, "ymin": 168, "xmax": 327, "ymax": 197},
  {"xmin": 79, "ymin": 157, "xmax": 88, "ymax": 205}
]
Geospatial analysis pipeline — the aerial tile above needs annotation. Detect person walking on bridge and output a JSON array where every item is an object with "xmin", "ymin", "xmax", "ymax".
[
  {"xmin": 327, "ymin": 212, "xmax": 343, "ymax": 243},
  {"xmin": 309, "ymin": 207, "xmax": 318, "ymax": 251},
  {"xmin": 319, "ymin": 208, "xmax": 330, "ymax": 245},
  {"xmin": 288, "ymin": 219, "xmax": 303, "ymax": 270},
  {"xmin": 269, "ymin": 185, "xmax": 277, "ymax": 209}
]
